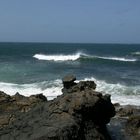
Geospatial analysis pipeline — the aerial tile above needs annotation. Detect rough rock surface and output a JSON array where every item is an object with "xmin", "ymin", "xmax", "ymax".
[
  {"xmin": 0, "ymin": 75, "xmax": 116, "ymax": 140},
  {"xmin": 108, "ymin": 104, "xmax": 140, "ymax": 140},
  {"xmin": 0, "ymin": 91, "xmax": 47, "ymax": 129}
]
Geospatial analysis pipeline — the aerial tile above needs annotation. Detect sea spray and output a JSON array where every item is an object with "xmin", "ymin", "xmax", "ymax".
[
  {"xmin": 0, "ymin": 80, "xmax": 63, "ymax": 100},
  {"xmin": 1, "ymin": 77, "xmax": 140, "ymax": 105},
  {"xmin": 33, "ymin": 52, "xmax": 137, "ymax": 62},
  {"xmin": 33, "ymin": 52, "xmax": 82, "ymax": 61}
]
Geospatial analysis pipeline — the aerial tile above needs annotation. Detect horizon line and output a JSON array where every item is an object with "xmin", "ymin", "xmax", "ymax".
[{"xmin": 0, "ymin": 41, "xmax": 140, "ymax": 45}]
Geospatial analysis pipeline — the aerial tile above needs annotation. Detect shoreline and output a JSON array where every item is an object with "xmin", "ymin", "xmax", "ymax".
[{"xmin": 0, "ymin": 75, "xmax": 140, "ymax": 140}]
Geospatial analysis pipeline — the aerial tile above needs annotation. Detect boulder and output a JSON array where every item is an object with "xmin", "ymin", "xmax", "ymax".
[
  {"xmin": 62, "ymin": 74, "xmax": 76, "ymax": 89},
  {"xmin": 62, "ymin": 75, "xmax": 96, "ymax": 94},
  {"xmin": 0, "ymin": 76, "xmax": 115, "ymax": 140}
]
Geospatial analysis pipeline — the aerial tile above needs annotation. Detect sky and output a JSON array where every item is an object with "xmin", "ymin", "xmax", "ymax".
[{"xmin": 0, "ymin": 0, "xmax": 140, "ymax": 43}]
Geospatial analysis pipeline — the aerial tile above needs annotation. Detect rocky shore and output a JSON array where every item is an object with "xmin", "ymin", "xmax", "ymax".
[{"xmin": 0, "ymin": 75, "xmax": 139, "ymax": 140}]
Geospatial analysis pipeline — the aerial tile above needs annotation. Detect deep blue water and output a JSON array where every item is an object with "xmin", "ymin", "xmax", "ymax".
[{"xmin": 0, "ymin": 42, "xmax": 140, "ymax": 105}]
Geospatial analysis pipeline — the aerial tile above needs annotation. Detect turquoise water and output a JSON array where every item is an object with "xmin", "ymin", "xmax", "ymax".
[{"xmin": 0, "ymin": 42, "xmax": 140, "ymax": 105}]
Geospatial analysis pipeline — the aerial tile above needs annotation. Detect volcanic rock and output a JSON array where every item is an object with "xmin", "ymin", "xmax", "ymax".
[
  {"xmin": 0, "ymin": 76, "xmax": 115, "ymax": 140},
  {"xmin": 0, "ymin": 91, "xmax": 47, "ymax": 129}
]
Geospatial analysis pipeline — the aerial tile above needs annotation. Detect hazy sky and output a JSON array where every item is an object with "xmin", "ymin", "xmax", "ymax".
[{"xmin": 0, "ymin": 0, "xmax": 140, "ymax": 43}]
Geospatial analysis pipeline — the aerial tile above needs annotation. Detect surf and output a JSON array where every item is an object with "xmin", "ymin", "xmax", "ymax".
[
  {"xmin": 95, "ymin": 56, "xmax": 137, "ymax": 62},
  {"xmin": 33, "ymin": 52, "xmax": 137, "ymax": 62},
  {"xmin": 1, "ymin": 77, "xmax": 140, "ymax": 106},
  {"xmin": 33, "ymin": 52, "xmax": 83, "ymax": 61},
  {"xmin": 0, "ymin": 80, "xmax": 63, "ymax": 100},
  {"xmin": 82, "ymin": 77, "xmax": 140, "ymax": 106}
]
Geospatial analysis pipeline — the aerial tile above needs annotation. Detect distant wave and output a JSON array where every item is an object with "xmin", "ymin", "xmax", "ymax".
[
  {"xmin": 33, "ymin": 52, "xmax": 137, "ymax": 62},
  {"xmin": 131, "ymin": 51, "xmax": 140, "ymax": 56},
  {"xmin": 33, "ymin": 53, "xmax": 82, "ymax": 61},
  {"xmin": 95, "ymin": 56, "xmax": 137, "ymax": 62}
]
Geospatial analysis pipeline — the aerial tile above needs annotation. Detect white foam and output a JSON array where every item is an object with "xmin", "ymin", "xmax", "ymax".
[
  {"xmin": 132, "ymin": 51, "xmax": 140, "ymax": 56},
  {"xmin": 0, "ymin": 80, "xmax": 63, "ymax": 100},
  {"xmin": 33, "ymin": 52, "xmax": 83, "ymax": 61},
  {"xmin": 81, "ymin": 77, "xmax": 140, "ymax": 106},
  {"xmin": 95, "ymin": 56, "xmax": 137, "ymax": 62},
  {"xmin": 1, "ymin": 78, "xmax": 140, "ymax": 105},
  {"xmin": 33, "ymin": 53, "xmax": 137, "ymax": 62}
]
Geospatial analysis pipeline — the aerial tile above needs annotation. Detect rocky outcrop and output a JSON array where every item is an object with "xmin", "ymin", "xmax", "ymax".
[
  {"xmin": 126, "ymin": 115, "xmax": 140, "ymax": 139},
  {"xmin": 0, "ymin": 75, "xmax": 115, "ymax": 140},
  {"xmin": 0, "ymin": 91, "xmax": 47, "ymax": 129},
  {"xmin": 108, "ymin": 104, "xmax": 140, "ymax": 140},
  {"xmin": 62, "ymin": 75, "xmax": 96, "ymax": 94}
]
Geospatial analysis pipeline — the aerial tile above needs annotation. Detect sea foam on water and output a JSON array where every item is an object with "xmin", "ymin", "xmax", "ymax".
[{"xmin": 1, "ymin": 77, "xmax": 140, "ymax": 106}]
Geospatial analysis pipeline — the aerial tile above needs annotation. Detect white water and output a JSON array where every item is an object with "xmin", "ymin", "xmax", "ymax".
[
  {"xmin": 33, "ymin": 52, "xmax": 137, "ymax": 62},
  {"xmin": 132, "ymin": 51, "xmax": 140, "ymax": 56},
  {"xmin": 0, "ymin": 77, "xmax": 140, "ymax": 105},
  {"xmin": 33, "ymin": 53, "xmax": 82, "ymax": 61},
  {"xmin": 0, "ymin": 80, "xmax": 63, "ymax": 100},
  {"xmin": 96, "ymin": 56, "xmax": 137, "ymax": 62},
  {"xmin": 83, "ymin": 77, "xmax": 140, "ymax": 105}
]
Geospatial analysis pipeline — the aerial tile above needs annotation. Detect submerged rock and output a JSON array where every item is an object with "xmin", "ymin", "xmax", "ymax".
[{"xmin": 0, "ymin": 75, "xmax": 115, "ymax": 140}]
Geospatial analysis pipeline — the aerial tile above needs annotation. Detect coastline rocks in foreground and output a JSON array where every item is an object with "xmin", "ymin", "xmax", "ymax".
[
  {"xmin": 108, "ymin": 104, "xmax": 140, "ymax": 140},
  {"xmin": 0, "ymin": 75, "xmax": 115, "ymax": 140},
  {"xmin": 0, "ymin": 91, "xmax": 47, "ymax": 129}
]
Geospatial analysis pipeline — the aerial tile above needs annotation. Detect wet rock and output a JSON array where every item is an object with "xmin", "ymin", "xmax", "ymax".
[
  {"xmin": 126, "ymin": 115, "xmax": 140, "ymax": 138},
  {"xmin": 78, "ymin": 81, "xmax": 96, "ymax": 90},
  {"xmin": 115, "ymin": 105, "xmax": 138, "ymax": 117},
  {"xmin": 108, "ymin": 104, "xmax": 140, "ymax": 140}
]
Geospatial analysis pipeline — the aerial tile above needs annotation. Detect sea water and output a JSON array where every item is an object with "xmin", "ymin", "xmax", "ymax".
[{"xmin": 0, "ymin": 42, "xmax": 140, "ymax": 105}]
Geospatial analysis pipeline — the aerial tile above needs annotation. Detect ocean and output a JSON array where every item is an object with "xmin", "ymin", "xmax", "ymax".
[{"xmin": 0, "ymin": 42, "xmax": 140, "ymax": 105}]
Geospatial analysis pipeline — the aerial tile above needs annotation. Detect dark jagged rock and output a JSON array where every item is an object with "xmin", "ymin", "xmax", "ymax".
[
  {"xmin": 62, "ymin": 74, "xmax": 76, "ymax": 89},
  {"xmin": 114, "ymin": 104, "xmax": 140, "ymax": 117},
  {"xmin": 62, "ymin": 74, "xmax": 96, "ymax": 94},
  {"xmin": 108, "ymin": 104, "xmax": 140, "ymax": 140},
  {"xmin": 126, "ymin": 115, "xmax": 140, "ymax": 139},
  {"xmin": 0, "ymin": 91, "xmax": 47, "ymax": 129},
  {"xmin": 0, "ymin": 76, "xmax": 115, "ymax": 140}
]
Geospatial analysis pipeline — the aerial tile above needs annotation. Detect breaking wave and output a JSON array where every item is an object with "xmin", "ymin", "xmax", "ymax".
[
  {"xmin": 0, "ymin": 80, "xmax": 63, "ymax": 100},
  {"xmin": 82, "ymin": 77, "xmax": 140, "ymax": 106},
  {"xmin": 131, "ymin": 51, "xmax": 140, "ymax": 56},
  {"xmin": 84, "ymin": 77, "xmax": 140, "ymax": 106},
  {"xmin": 33, "ymin": 53, "xmax": 82, "ymax": 61},
  {"xmin": 0, "ymin": 77, "xmax": 140, "ymax": 105},
  {"xmin": 33, "ymin": 52, "xmax": 137, "ymax": 62}
]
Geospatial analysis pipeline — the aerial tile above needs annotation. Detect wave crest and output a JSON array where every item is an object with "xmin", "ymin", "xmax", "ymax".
[
  {"xmin": 33, "ymin": 52, "xmax": 137, "ymax": 62},
  {"xmin": 33, "ymin": 53, "xmax": 83, "ymax": 61},
  {"xmin": 95, "ymin": 56, "xmax": 137, "ymax": 62},
  {"xmin": 0, "ymin": 78, "xmax": 140, "ymax": 105}
]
